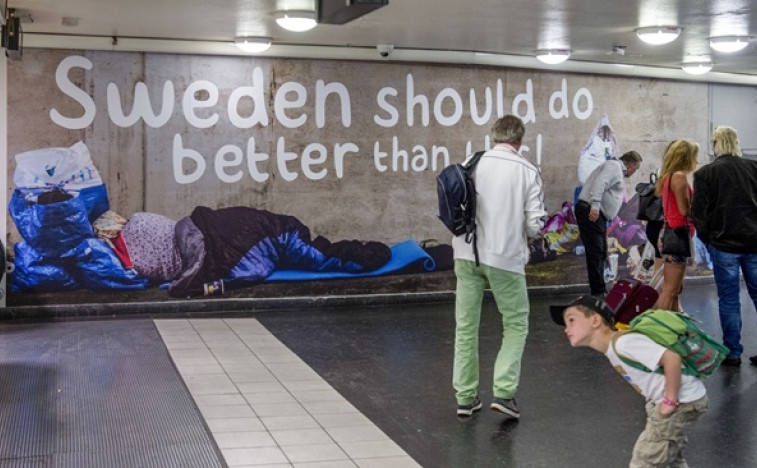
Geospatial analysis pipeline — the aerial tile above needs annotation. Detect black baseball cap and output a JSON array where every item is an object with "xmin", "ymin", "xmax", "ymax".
[{"xmin": 550, "ymin": 295, "xmax": 616, "ymax": 330}]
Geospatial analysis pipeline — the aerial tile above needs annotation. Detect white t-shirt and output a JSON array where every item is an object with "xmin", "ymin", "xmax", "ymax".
[{"xmin": 606, "ymin": 333, "xmax": 707, "ymax": 403}]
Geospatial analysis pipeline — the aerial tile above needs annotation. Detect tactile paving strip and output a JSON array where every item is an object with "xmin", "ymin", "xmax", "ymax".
[{"xmin": 0, "ymin": 320, "xmax": 224, "ymax": 467}]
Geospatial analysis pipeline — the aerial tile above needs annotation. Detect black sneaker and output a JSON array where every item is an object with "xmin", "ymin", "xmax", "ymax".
[
  {"xmin": 457, "ymin": 397, "xmax": 482, "ymax": 417},
  {"xmin": 722, "ymin": 357, "xmax": 742, "ymax": 367},
  {"xmin": 749, "ymin": 355, "xmax": 757, "ymax": 367},
  {"xmin": 491, "ymin": 397, "xmax": 520, "ymax": 418}
]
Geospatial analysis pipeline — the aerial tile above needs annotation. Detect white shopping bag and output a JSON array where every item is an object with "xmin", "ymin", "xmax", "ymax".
[
  {"xmin": 632, "ymin": 241, "xmax": 656, "ymax": 282},
  {"xmin": 14, "ymin": 141, "xmax": 103, "ymax": 190},
  {"xmin": 604, "ymin": 253, "xmax": 619, "ymax": 284}
]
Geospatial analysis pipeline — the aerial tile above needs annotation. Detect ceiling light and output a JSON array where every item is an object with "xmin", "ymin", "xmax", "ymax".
[
  {"xmin": 681, "ymin": 61, "xmax": 713, "ymax": 75},
  {"xmin": 535, "ymin": 49, "xmax": 571, "ymax": 64},
  {"xmin": 234, "ymin": 36, "xmax": 272, "ymax": 53},
  {"xmin": 275, "ymin": 10, "xmax": 317, "ymax": 32},
  {"xmin": 709, "ymin": 36, "xmax": 750, "ymax": 53},
  {"xmin": 635, "ymin": 26, "xmax": 682, "ymax": 45}
]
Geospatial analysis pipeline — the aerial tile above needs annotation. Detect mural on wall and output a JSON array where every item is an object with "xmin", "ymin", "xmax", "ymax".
[
  {"xmin": 5, "ymin": 50, "xmax": 713, "ymax": 305},
  {"xmin": 9, "ymin": 141, "xmax": 436, "ymax": 297}
]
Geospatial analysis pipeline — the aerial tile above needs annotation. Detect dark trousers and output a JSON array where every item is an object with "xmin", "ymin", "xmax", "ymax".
[
  {"xmin": 645, "ymin": 219, "xmax": 664, "ymax": 258},
  {"xmin": 575, "ymin": 201, "xmax": 608, "ymax": 295}
]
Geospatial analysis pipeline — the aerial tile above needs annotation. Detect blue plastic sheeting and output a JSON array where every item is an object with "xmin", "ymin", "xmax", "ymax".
[
  {"xmin": 265, "ymin": 239, "xmax": 435, "ymax": 282},
  {"xmin": 12, "ymin": 238, "xmax": 148, "ymax": 292},
  {"xmin": 12, "ymin": 241, "xmax": 79, "ymax": 292},
  {"xmin": 9, "ymin": 185, "xmax": 110, "ymax": 259},
  {"xmin": 75, "ymin": 238, "xmax": 149, "ymax": 290},
  {"xmin": 9, "ymin": 190, "xmax": 93, "ymax": 258}
]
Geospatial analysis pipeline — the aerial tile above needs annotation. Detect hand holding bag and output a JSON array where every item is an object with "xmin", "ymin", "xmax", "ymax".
[{"xmin": 635, "ymin": 172, "xmax": 663, "ymax": 221}]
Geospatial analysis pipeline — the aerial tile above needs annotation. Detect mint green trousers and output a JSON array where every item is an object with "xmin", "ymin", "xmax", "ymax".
[{"xmin": 453, "ymin": 259, "xmax": 530, "ymax": 405}]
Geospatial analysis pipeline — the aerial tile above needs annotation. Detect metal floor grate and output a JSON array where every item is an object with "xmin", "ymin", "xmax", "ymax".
[{"xmin": 0, "ymin": 320, "xmax": 225, "ymax": 468}]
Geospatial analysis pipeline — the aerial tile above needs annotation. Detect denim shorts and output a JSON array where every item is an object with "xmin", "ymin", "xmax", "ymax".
[{"xmin": 662, "ymin": 253, "xmax": 688, "ymax": 264}]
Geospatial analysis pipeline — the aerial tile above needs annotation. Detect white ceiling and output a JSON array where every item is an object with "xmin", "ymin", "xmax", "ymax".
[{"xmin": 6, "ymin": 0, "xmax": 757, "ymax": 84}]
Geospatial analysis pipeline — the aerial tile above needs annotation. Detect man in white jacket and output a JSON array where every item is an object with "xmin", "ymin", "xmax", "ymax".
[{"xmin": 452, "ymin": 115, "xmax": 547, "ymax": 419}]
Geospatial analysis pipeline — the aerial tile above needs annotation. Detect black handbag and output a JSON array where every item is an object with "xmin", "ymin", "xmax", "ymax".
[
  {"xmin": 635, "ymin": 173, "xmax": 663, "ymax": 221},
  {"xmin": 661, "ymin": 224, "xmax": 691, "ymax": 257}
]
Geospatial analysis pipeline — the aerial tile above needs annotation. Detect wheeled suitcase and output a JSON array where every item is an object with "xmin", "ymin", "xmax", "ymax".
[{"xmin": 605, "ymin": 276, "xmax": 659, "ymax": 325}]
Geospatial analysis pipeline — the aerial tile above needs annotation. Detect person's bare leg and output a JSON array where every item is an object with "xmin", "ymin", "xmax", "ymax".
[{"xmin": 654, "ymin": 261, "xmax": 686, "ymax": 311}]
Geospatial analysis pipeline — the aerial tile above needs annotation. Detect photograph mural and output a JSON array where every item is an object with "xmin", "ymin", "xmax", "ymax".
[{"xmin": 5, "ymin": 49, "xmax": 714, "ymax": 306}]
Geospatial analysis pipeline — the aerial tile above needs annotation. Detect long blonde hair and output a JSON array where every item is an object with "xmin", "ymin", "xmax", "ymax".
[{"xmin": 655, "ymin": 139, "xmax": 699, "ymax": 195}]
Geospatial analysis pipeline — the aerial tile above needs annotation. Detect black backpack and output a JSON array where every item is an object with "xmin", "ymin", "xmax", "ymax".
[
  {"xmin": 436, "ymin": 151, "xmax": 485, "ymax": 264},
  {"xmin": 635, "ymin": 172, "xmax": 663, "ymax": 222}
]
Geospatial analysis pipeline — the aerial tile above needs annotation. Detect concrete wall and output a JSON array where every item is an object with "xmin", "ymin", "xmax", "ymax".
[{"xmin": 5, "ymin": 49, "xmax": 715, "ymax": 303}]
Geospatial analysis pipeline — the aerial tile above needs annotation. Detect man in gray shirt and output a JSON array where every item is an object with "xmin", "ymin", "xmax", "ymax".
[{"xmin": 575, "ymin": 151, "xmax": 642, "ymax": 297}]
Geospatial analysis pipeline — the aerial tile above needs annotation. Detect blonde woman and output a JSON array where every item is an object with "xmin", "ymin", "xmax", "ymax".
[{"xmin": 654, "ymin": 139, "xmax": 699, "ymax": 311}]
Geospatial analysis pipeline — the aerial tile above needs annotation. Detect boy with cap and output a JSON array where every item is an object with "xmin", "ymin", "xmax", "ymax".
[{"xmin": 551, "ymin": 296, "xmax": 709, "ymax": 467}]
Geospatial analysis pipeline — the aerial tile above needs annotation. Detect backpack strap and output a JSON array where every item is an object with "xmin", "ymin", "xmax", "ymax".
[
  {"xmin": 464, "ymin": 151, "xmax": 486, "ymax": 171},
  {"xmin": 465, "ymin": 151, "xmax": 486, "ymax": 266},
  {"xmin": 611, "ymin": 332, "xmax": 663, "ymax": 375},
  {"xmin": 611, "ymin": 329, "xmax": 697, "ymax": 377}
]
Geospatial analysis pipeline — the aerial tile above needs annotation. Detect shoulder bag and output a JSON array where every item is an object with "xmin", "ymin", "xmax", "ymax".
[{"xmin": 635, "ymin": 173, "xmax": 663, "ymax": 221}]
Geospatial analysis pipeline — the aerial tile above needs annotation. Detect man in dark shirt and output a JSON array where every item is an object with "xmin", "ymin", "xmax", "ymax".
[{"xmin": 691, "ymin": 126, "xmax": 757, "ymax": 367}]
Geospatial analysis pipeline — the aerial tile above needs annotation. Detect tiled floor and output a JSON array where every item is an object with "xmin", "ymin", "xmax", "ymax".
[{"xmin": 154, "ymin": 318, "xmax": 420, "ymax": 468}]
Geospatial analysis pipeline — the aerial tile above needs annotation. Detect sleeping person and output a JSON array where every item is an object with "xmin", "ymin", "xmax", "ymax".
[{"xmin": 120, "ymin": 206, "xmax": 391, "ymax": 297}]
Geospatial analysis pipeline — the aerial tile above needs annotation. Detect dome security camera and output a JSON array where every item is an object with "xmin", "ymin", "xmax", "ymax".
[{"xmin": 377, "ymin": 44, "xmax": 394, "ymax": 57}]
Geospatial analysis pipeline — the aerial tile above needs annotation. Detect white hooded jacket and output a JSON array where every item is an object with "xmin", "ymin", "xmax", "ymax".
[{"xmin": 452, "ymin": 145, "xmax": 547, "ymax": 275}]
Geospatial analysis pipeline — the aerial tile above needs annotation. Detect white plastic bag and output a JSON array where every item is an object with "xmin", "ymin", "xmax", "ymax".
[
  {"xmin": 604, "ymin": 253, "xmax": 619, "ymax": 283},
  {"xmin": 14, "ymin": 141, "xmax": 103, "ymax": 190},
  {"xmin": 578, "ymin": 114, "xmax": 620, "ymax": 185},
  {"xmin": 632, "ymin": 241, "xmax": 656, "ymax": 281}
]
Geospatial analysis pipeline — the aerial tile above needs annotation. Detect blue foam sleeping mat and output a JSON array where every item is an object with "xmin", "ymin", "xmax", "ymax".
[{"xmin": 265, "ymin": 239, "xmax": 436, "ymax": 282}]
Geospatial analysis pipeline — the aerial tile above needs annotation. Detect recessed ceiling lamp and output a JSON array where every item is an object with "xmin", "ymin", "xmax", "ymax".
[
  {"xmin": 681, "ymin": 61, "xmax": 713, "ymax": 75},
  {"xmin": 709, "ymin": 36, "xmax": 750, "ymax": 53},
  {"xmin": 275, "ymin": 10, "xmax": 317, "ymax": 32},
  {"xmin": 535, "ymin": 49, "xmax": 571, "ymax": 64},
  {"xmin": 635, "ymin": 26, "xmax": 682, "ymax": 45},
  {"xmin": 234, "ymin": 36, "xmax": 272, "ymax": 53}
]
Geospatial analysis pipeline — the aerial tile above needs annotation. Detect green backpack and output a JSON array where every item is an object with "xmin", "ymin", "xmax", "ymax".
[{"xmin": 612, "ymin": 309, "xmax": 729, "ymax": 378}]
